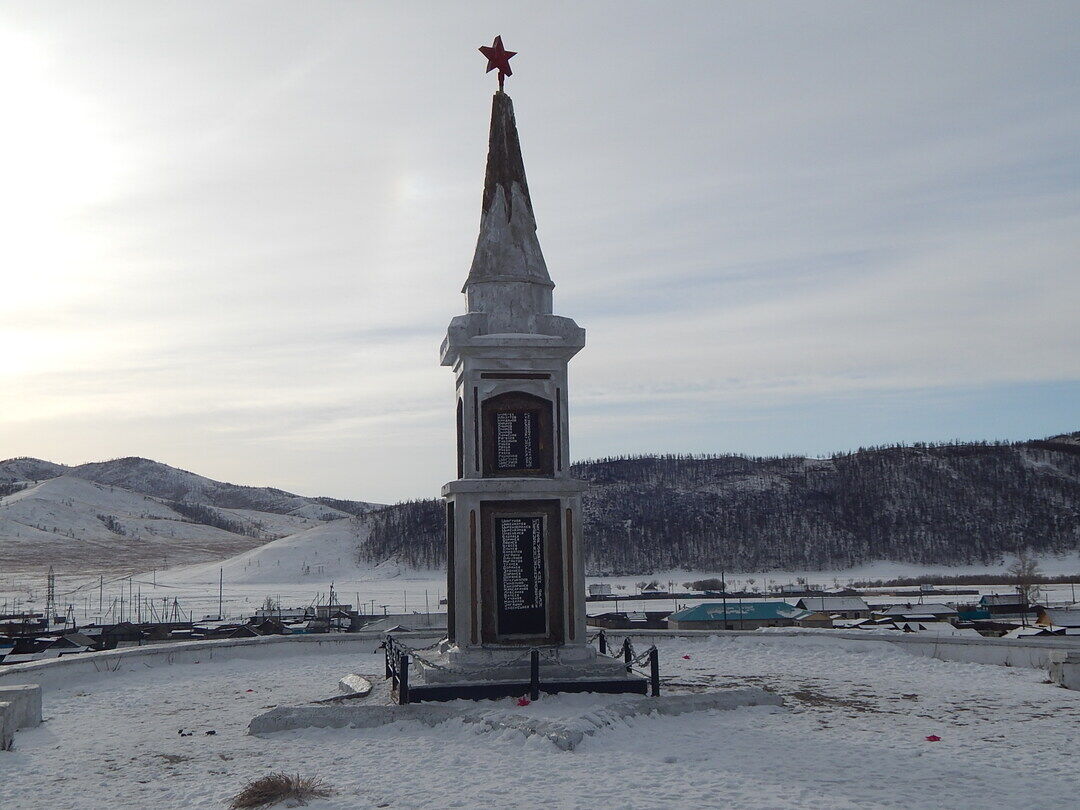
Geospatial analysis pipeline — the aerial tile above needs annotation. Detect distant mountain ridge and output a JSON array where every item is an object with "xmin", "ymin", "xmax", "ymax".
[
  {"xmin": 363, "ymin": 433, "xmax": 1080, "ymax": 575},
  {"xmin": 0, "ymin": 456, "xmax": 379, "ymax": 516},
  {"xmin": 0, "ymin": 456, "xmax": 382, "ymax": 573}
]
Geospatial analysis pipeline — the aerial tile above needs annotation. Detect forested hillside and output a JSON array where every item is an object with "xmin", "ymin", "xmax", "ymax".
[{"xmin": 362, "ymin": 434, "xmax": 1080, "ymax": 574}]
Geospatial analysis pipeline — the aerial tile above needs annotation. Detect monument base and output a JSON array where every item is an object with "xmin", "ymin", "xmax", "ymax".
[
  {"xmin": 400, "ymin": 639, "xmax": 649, "ymax": 703},
  {"xmin": 250, "ymin": 688, "xmax": 783, "ymax": 750}
]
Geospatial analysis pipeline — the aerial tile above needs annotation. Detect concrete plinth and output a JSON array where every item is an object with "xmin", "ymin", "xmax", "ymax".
[
  {"xmin": 0, "ymin": 684, "xmax": 42, "ymax": 751},
  {"xmin": 250, "ymin": 688, "xmax": 783, "ymax": 750},
  {"xmin": 1049, "ymin": 650, "xmax": 1080, "ymax": 690}
]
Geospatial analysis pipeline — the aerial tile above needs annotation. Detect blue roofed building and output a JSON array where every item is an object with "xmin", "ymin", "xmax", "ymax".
[{"xmin": 667, "ymin": 601, "xmax": 810, "ymax": 630}]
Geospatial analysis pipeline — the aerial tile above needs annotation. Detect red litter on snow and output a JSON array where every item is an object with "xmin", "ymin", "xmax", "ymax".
[
  {"xmin": 682, "ymin": 655, "xmax": 691, "ymax": 660},
  {"xmin": 925, "ymin": 735, "xmax": 941, "ymax": 742},
  {"xmin": 516, "ymin": 697, "xmax": 531, "ymax": 707}
]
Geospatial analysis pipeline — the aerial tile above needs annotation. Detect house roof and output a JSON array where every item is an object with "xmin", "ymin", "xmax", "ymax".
[
  {"xmin": 1038, "ymin": 608, "xmax": 1080, "ymax": 628},
  {"xmin": 980, "ymin": 594, "xmax": 1027, "ymax": 605},
  {"xmin": 1004, "ymin": 626, "xmax": 1064, "ymax": 638},
  {"xmin": 833, "ymin": 618, "xmax": 870, "ymax": 628},
  {"xmin": 669, "ymin": 602, "xmax": 809, "ymax": 623},
  {"xmin": 876, "ymin": 603, "xmax": 958, "ymax": 616},
  {"xmin": 795, "ymin": 596, "xmax": 869, "ymax": 612},
  {"xmin": 57, "ymin": 633, "xmax": 97, "ymax": 648},
  {"xmin": 896, "ymin": 621, "xmax": 982, "ymax": 637}
]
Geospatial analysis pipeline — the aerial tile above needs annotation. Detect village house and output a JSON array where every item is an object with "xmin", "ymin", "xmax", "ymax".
[
  {"xmin": 779, "ymin": 583, "xmax": 823, "ymax": 595},
  {"xmin": 667, "ymin": 602, "xmax": 809, "ymax": 631},
  {"xmin": 1003, "ymin": 626, "xmax": 1071, "ymax": 638},
  {"xmin": 794, "ymin": 596, "xmax": 871, "ymax": 619},
  {"xmin": 874, "ymin": 603, "xmax": 960, "ymax": 623},
  {"xmin": 1036, "ymin": 608, "xmax": 1080, "ymax": 631},
  {"xmin": 588, "ymin": 611, "xmax": 670, "ymax": 630},
  {"xmin": 979, "ymin": 593, "xmax": 1038, "ymax": 616},
  {"xmin": 894, "ymin": 621, "xmax": 982, "ymax": 637},
  {"xmin": 796, "ymin": 611, "xmax": 834, "ymax": 628}
]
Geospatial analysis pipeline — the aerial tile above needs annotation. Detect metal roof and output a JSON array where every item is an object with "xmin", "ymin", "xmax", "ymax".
[
  {"xmin": 979, "ymin": 594, "xmax": 1027, "ymax": 605},
  {"xmin": 1039, "ymin": 608, "xmax": 1080, "ymax": 628},
  {"xmin": 876, "ymin": 603, "xmax": 958, "ymax": 616},
  {"xmin": 669, "ymin": 602, "xmax": 809, "ymax": 622},
  {"xmin": 795, "ymin": 596, "xmax": 869, "ymax": 612}
]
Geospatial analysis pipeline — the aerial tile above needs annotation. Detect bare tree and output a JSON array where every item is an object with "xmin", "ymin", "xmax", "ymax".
[{"xmin": 1009, "ymin": 548, "xmax": 1043, "ymax": 605}]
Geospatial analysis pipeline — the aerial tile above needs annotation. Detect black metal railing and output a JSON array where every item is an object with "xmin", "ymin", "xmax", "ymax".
[
  {"xmin": 384, "ymin": 632, "xmax": 660, "ymax": 704},
  {"xmin": 593, "ymin": 630, "xmax": 660, "ymax": 696},
  {"xmin": 383, "ymin": 634, "xmax": 411, "ymax": 704}
]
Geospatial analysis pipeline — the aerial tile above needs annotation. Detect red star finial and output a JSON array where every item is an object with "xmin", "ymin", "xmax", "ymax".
[{"xmin": 479, "ymin": 35, "xmax": 516, "ymax": 92}]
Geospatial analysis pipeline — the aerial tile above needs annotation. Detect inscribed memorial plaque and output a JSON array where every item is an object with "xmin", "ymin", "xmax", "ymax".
[
  {"xmin": 495, "ymin": 514, "xmax": 546, "ymax": 636},
  {"xmin": 494, "ymin": 410, "xmax": 540, "ymax": 470},
  {"xmin": 481, "ymin": 392, "xmax": 554, "ymax": 477}
]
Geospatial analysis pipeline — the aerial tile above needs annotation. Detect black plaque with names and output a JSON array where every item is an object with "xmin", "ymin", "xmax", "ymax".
[
  {"xmin": 495, "ymin": 515, "xmax": 546, "ymax": 636},
  {"xmin": 495, "ymin": 410, "xmax": 540, "ymax": 471},
  {"xmin": 481, "ymin": 392, "xmax": 554, "ymax": 477}
]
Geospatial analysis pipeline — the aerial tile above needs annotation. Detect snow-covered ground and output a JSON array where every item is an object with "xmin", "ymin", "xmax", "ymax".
[{"xmin": 2, "ymin": 634, "xmax": 1078, "ymax": 808}]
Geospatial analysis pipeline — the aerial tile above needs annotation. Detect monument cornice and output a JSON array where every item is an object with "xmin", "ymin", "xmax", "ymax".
[{"xmin": 441, "ymin": 477, "xmax": 588, "ymax": 498}]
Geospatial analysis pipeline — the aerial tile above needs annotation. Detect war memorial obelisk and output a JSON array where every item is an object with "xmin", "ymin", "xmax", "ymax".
[{"xmin": 410, "ymin": 38, "xmax": 645, "ymax": 700}]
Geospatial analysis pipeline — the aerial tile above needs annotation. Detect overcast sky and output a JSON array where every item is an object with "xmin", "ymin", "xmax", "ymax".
[{"xmin": 1, "ymin": 1, "xmax": 1077, "ymax": 503}]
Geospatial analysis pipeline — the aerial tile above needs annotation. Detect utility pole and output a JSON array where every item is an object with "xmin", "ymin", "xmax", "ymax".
[
  {"xmin": 44, "ymin": 566, "xmax": 56, "ymax": 626},
  {"xmin": 218, "ymin": 568, "xmax": 223, "ymax": 620},
  {"xmin": 722, "ymin": 570, "xmax": 729, "ymax": 630},
  {"xmin": 98, "ymin": 575, "xmax": 103, "ymax": 617},
  {"xmin": 328, "ymin": 582, "xmax": 335, "ymax": 632}
]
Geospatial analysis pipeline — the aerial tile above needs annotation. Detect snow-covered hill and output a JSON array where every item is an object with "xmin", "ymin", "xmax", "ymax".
[
  {"xmin": 1, "ymin": 456, "xmax": 379, "ymax": 516},
  {"xmin": 0, "ymin": 475, "xmax": 268, "ymax": 572},
  {"xmin": 164, "ymin": 518, "xmax": 411, "ymax": 586},
  {"xmin": 0, "ymin": 456, "xmax": 383, "ymax": 574},
  {"xmin": 0, "ymin": 457, "xmax": 67, "ymax": 485}
]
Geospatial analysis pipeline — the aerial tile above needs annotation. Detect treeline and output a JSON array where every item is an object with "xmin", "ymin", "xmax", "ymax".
[
  {"xmin": 363, "ymin": 500, "xmax": 445, "ymax": 569},
  {"xmin": 854, "ymin": 573, "xmax": 1080, "ymax": 588},
  {"xmin": 360, "ymin": 436, "xmax": 1080, "ymax": 574},
  {"xmin": 314, "ymin": 496, "xmax": 377, "ymax": 518},
  {"xmin": 168, "ymin": 501, "xmax": 264, "ymax": 539}
]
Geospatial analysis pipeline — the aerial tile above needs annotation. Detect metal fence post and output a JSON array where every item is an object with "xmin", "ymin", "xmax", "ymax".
[
  {"xmin": 649, "ymin": 648, "xmax": 659, "ymax": 697},
  {"xmin": 399, "ymin": 653, "xmax": 410, "ymax": 705},
  {"xmin": 623, "ymin": 638, "xmax": 632, "ymax": 672},
  {"xmin": 598, "ymin": 629, "xmax": 607, "ymax": 655},
  {"xmin": 529, "ymin": 649, "xmax": 540, "ymax": 701}
]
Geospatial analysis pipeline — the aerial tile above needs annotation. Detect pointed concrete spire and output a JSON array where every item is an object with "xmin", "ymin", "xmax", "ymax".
[{"xmin": 464, "ymin": 92, "xmax": 554, "ymax": 294}]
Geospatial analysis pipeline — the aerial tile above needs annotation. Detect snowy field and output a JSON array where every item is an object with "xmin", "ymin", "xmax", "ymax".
[
  {"xmin": 7, "ymin": 573, "xmax": 1080, "ymax": 628},
  {"xmin": 2, "ymin": 634, "xmax": 1078, "ymax": 809},
  {"xmin": 3, "ymin": 549, "xmax": 1079, "ymax": 624}
]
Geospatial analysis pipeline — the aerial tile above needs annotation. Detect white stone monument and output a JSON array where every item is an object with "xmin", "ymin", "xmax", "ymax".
[{"xmin": 409, "ymin": 87, "xmax": 644, "ymax": 700}]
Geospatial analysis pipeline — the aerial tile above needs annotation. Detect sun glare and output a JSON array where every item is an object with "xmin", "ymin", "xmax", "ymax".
[{"xmin": 0, "ymin": 26, "xmax": 124, "ymax": 315}]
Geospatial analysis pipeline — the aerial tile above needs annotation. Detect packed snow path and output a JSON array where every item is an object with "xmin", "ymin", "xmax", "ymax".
[{"xmin": 2, "ymin": 635, "xmax": 1078, "ymax": 809}]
